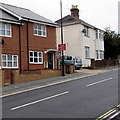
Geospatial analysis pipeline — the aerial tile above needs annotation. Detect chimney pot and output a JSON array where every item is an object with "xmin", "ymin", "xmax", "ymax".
[{"xmin": 70, "ymin": 5, "xmax": 79, "ymax": 19}]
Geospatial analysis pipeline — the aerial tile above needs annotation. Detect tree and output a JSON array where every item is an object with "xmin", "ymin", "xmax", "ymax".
[{"xmin": 104, "ymin": 27, "xmax": 120, "ymax": 59}]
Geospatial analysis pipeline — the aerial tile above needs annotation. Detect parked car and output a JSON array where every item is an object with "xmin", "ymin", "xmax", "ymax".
[
  {"xmin": 60, "ymin": 55, "xmax": 82, "ymax": 70},
  {"xmin": 74, "ymin": 57, "xmax": 82, "ymax": 70}
]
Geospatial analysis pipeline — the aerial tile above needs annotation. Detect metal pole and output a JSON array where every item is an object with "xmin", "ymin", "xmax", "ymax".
[{"xmin": 60, "ymin": 0, "xmax": 65, "ymax": 76}]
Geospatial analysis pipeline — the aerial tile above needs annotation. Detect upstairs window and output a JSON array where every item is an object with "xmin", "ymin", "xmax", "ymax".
[
  {"xmin": 29, "ymin": 51, "xmax": 43, "ymax": 64},
  {"xmin": 84, "ymin": 26, "xmax": 89, "ymax": 37},
  {"xmin": 34, "ymin": 23, "xmax": 46, "ymax": 37},
  {"xmin": 96, "ymin": 30, "xmax": 104, "ymax": 40},
  {"xmin": 0, "ymin": 23, "xmax": 12, "ymax": 37},
  {"xmin": 96, "ymin": 30, "xmax": 99, "ymax": 39}
]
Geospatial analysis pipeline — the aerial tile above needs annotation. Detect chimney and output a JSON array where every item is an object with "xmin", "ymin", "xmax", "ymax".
[{"xmin": 70, "ymin": 5, "xmax": 79, "ymax": 19}]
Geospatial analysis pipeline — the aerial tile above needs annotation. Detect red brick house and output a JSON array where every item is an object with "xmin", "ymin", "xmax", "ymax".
[{"xmin": 0, "ymin": 3, "xmax": 60, "ymax": 85}]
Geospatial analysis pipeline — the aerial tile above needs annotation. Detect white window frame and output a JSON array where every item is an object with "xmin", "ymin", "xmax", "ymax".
[
  {"xmin": 34, "ymin": 23, "xmax": 47, "ymax": 37},
  {"xmin": 2, "ymin": 54, "xmax": 18, "ymax": 68},
  {"xmin": 85, "ymin": 46, "xmax": 90, "ymax": 59},
  {"xmin": 29, "ymin": 51, "xmax": 43, "ymax": 64},
  {"xmin": 0, "ymin": 23, "xmax": 12, "ymax": 37},
  {"xmin": 96, "ymin": 30, "xmax": 104, "ymax": 40},
  {"xmin": 84, "ymin": 26, "xmax": 89, "ymax": 37},
  {"xmin": 96, "ymin": 50, "xmax": 104, "ymax": 60}
]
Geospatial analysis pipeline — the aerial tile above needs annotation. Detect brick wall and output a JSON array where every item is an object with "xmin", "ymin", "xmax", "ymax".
[
  {"xmin": 1, "ymin": 69, "xmax": 61, "ymax": 86},
  {"xmin": 2, "ymin": 24, "xmax": 20, "ymax": 71},
  {"xmin": 91, "ymin": 59, "xmax": 119, "ymax": 69},
  {"xmin": 1, "ymin": 65, "xmax": 75, "ymax": 87},
  {"xmin": 2, "ymin": 22, "xmax": 57, "ymax": 73}
]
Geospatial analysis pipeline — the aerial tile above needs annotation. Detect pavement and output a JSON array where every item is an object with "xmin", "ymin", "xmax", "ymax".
[{"xmin": 1, "ymin": 66, "xmax": 119, "ymax": 97}]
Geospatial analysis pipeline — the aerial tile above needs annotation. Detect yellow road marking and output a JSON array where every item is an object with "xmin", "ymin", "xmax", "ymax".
[
  {"xmin": 102, "ymin": 110, "xmax": 116, "ymax": 119},
  {"xmin": 96, "ymin": 109, "xmax": 114, "ymax": 119},
  {"xmin": 117, "ymin": 104, "xmax": 120, "ymax": 107},
  {"xmin": 96, "ymin": 109, "xmax": 117, "ymax": 120}
]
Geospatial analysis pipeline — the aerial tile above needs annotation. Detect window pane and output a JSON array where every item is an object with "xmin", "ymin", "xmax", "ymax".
[
  {"xmin": 34, "ymin": 58, "xmax": 38, "ymax": 63},
  {"xmin": 8, "ymin": 55, "xmax": 12, "ymax": 60},
  {"xmin": 34, "ymin": 52, "xmax": 37, "ymax": 57},
  {"xmin": 38, "ymin": 25, "xmax": 41, "ymax": 30},
  {"xmin": 6, "ymin": 24, "xmax": 10, "ymax": 29},
  {"xmin": 30, "ymin": 58, "xmax": 33, "ymax": 62},
  {"xmin": 7, "ymin": 30, "xmax": 10, "ymax": 36},
  {"xmin": 2, "ymin": 55, "xmax": 6, "ymax": 60},
  {"xmin": 34, "ymin": 30, "xmax": 37, "ymax": 35},
  {"xmin": 34, "ymin": 24, "xmax": 37, "ymax": 29},
  {"xmin": 42, "ymin": 25, "xmax": 45, "ymax": 30},
  {"xmin": 30, "ymin": 52, "xmax": 33, "ymax": 57},
  {"xmin": 38, "ymin": 31, "xmax": 41, "ymax": 35},
  {"xmin": 13, "ymin": 62, "xmax": 17, "ymax": 67},
  {"xmin": 13, "ymin": 56, "xmax": 17, "ymax": 61},
  {"xmin": 2, "ymin": 30, "xmax": 5, "ymax": 35},
  {"xmin": 8, "ymin": 62, "xmax": 12, "ymax": 67},
  {"xmin": 2, "ymin": 23, "xmax": 5, "ymax": 29},
  {"xmin": 39, "ymin": 52, "xmax": 41, "ymax": 57},
  {"xmin": 43, "ymin": 31, "xmax": 46, "ymax": 36},
  {"xmin": 2, "ymin": 62, "xmax": 6, "ymax": 67},
  {"xmin": 39, "ymin": 58, "xmax": 42, "ymax": 62}
]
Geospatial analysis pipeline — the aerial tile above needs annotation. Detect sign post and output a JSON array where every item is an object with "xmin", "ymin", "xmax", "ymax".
[{"xmin": 60, "ymin": 0, "xmax": 65, "ymax": 76}]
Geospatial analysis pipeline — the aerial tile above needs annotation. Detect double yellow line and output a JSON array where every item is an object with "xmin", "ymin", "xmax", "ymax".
[{"xmin": 96, "ymin": 104, "xmax": 120, "ymax": 120}]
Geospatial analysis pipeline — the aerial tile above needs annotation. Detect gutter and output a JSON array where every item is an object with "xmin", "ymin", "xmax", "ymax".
[
  {"xmin": 0, "ymin": 18, "xmax": 21, "ymax": 24},
  {"xmin": 22, "ymin": 17, "xmax": 58, "ymax": 27}
]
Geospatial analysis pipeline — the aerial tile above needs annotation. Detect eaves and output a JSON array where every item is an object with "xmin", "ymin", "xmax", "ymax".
[{"xmin": 0, "ymin": 18, "xmax": 21, "ymax": 25}]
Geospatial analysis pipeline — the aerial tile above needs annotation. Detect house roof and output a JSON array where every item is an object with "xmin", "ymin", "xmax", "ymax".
[
  {"xmin": 56, "ymin": 15, "xmax": 104, "ymax": 31},
  {"xmin": 0, "ymin": 3, "xmax": 57, "ymax": 26}
]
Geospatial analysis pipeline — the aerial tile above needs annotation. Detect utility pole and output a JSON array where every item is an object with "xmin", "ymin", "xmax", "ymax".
[{"xmin": 60, "ymin": 0, "xmax": 65, "ymax": 76}]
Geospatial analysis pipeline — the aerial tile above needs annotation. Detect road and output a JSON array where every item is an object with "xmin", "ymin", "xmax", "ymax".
[{"xmin": 2, "ymin": 68, "xmax": 118, "ymax": 119}]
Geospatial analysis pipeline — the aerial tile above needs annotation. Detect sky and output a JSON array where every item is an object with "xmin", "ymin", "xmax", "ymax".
[{"xmin": 0, "ymin": 0, "xmax": 119, "ymax": 32}]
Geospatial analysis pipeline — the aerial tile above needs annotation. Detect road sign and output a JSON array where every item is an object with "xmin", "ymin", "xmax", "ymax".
[{"xmin": 58, "ymin": 44, "xmax": 66, "ymax": 51}]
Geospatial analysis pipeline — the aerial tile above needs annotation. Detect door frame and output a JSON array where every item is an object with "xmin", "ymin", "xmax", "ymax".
[{"xmin": 48, "ymin": 52, "xmax": 54, "ymax": 69}]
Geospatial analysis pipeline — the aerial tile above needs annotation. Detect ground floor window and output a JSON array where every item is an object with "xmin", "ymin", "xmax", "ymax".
[
  {"xmin": 96, "ymin": 50, "xmax": 104, "ymax": 60},
  {"xmin": 85, "ymin": 46, "xmax": 90, "ymax": 58},
  {"xmin": 29, "ymin": 51, "xmax": 43, "ymax": 64},
  {"xmin": 2, "ymin": 54, "xmax": 18, "ymax": 68}
]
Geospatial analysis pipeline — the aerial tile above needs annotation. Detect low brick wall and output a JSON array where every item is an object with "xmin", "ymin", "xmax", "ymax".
[
  {"xmin": 1, "ymin": 65, "xmax": 75, "ymax": 87},
  {"xmin": 91, "ymin": 59, "xmax": 119, "ymax": 69},
  {"xmin": 61, "ymin": 65, "xmax": 75, "ymax": 74},
  {"xmin": 1, "ymin": 70, "xmax": 12, "ymax": 86},
  {"xmin": 1, "ymin": 69, "xmax": 61, "ymax": 86}
]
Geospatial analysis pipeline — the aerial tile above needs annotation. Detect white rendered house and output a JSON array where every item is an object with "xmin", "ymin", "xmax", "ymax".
[{"xmin": 56, "ymin": 5, "xmax": 104, "ymax": 67}]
